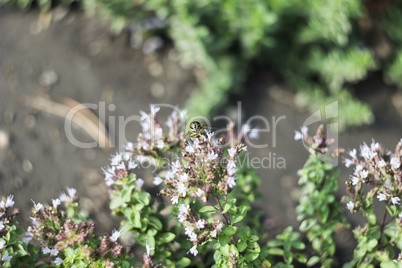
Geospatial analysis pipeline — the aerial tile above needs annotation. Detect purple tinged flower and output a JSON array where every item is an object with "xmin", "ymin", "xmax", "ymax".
[
  {"xmin": 153, "ymin": 175, "xmax": 163, "ymax": 186},
  {"xmin": 54, "ymin": 257, "xmax": 63, "ymax": 265},
  {"xmin": 346, "ymin": 201, "xmax": 354, "ymax": 210},
  {"xmin": 379, "ymin": 159, "xmax": 386, "ymax": 168},
  {"xmin": 172, "ymin": 160, "xmax": 181, "ymax": 173},
  {"xmin": 227, "ymin": 160, "xmax": 236, "ymax": 170},
  {"xmin": 0, "ymin": 212, "xmax": 3, "ymax": 218},
  {"xmin": 156, "ymin": 140, "xmax": 164, "ymax": 149},
  {"xmin": 32, "ymin": 200, "xmax": 43, "ymax": 211},
  {"xmin": 228, "ymin": 148, "xmax": 236, "ymax": 158},
  {"xmin": 110, "ymin": 229, "xmax": 122, "ymax": 242},
  {"xmin": 228, "ymin": 166, "xmax": 237, "ymax": 176},
  {"xmin": 391, "ymin": 157, "xmax": 400, "ymax": 169},
  {"xmin": 385, "ymin": 179, "xmax": 391, "ymax": 187},
  {"xmin": 135, "ymin": 179, "xmax": 144, "ymax": 189},
  {"xmin": 22, "ymin": 232, "xmax": 33, "ymax": 244},
  {"xmin": 196, "ymin": 220, "xmax": 205, "ymax": 230},
  {"xmin": 5, "ymin": 195, "xmax": 14, "ymax": 208},
  {"xmin": 208, "ymin": 152, "xmax": 218, "ymax": 161},
  {"xmin": 377, "ymin": 193, "xmax": 387, "ymax": 202},
  {"xmin": 360, "ymin": 143, "xmax": 377, "ymax": 159},
  {"xmin": 391, "ymin": 197, "xmax": 400, "ymax": 205},
  {"xmin": 30, "ymin": 217, "xmax": 39, "ymax": 226},
  {"xmin": 185, "ymin": 226, "xmax": 194, "ymax": 236},
  {"xmin": 193, "ymin": 139, "xmax": 200, "ymax": 148},
  {"xmin": 242, "ymin": 146, "xmax": 248, "ymax": 151},
  {"xmin": 2, "ymin": 253, "xmax": 12, "ymax": 261},
  {"xmin": 52, "ymin": 198, "xmax": 61, "ymax": 208},
  {"xmin": 228, "ymin": 176, "xmax": 236, "ymax": 188},
  {"xmin": 43, "ymin": 246, "xmax": 58, "ymax": 256},
  {"xmin": 0, "ymin": 240, "xmax": 5, "ymax": 249},
  {"xmin": 188, "ymin": 245, "xmax": 198, "ymax": 256},
  {"xmin": 0, "ymin": 221, "xmax": 4, "ymax": 231}
]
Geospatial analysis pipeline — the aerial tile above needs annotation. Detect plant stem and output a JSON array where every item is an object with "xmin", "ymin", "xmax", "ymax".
[{"xmin": 379, "ymin": 208, "xmax": 388, "ymax": 246}]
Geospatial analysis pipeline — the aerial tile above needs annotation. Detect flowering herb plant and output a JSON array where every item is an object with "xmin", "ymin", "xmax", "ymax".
[{"xmin": 0, "ymin": 106, "xmax": 401, "ymax": 267}]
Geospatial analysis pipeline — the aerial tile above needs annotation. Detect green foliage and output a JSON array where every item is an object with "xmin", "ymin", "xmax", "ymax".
[{"xmin": 296, "ymin": 155, "xmax": 347, "ymax": 267}]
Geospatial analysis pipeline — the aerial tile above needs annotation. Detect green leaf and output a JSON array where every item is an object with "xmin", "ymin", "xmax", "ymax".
[
  {"xmin": 176, "ymin": 257, "xmax": 191, "ymax": 268},
  {"xmin": 219, "ymin": 234, "xmax": 232, "ymax": 246},
  {"xmin": 244, "ymin": 252, "xmax": 259, "ymax": 262},
  {"xmin": 220, "ymin": 244, "xmax": 230, "ymax": 257},
  {"xmin": 237, "ymin": 239, "xmax": 247, "ymax": 252},
  {"xmin": 149, "ymin": 216, "xmax": 162, "ymax": 230},
  {"xmin": 294, "ymin": 253, "xmax": 307, "ymax": 263},
  {"xmin": 131, "ymin": 210, "xmax": 141, "ymax": 228},
  {"xmin": 159, "ymin": 232, "xmax": 176, "ymax": 243},
  {"xmin": 267, "ymin": 248, "xmax": 284, "ymax": 256},
  {"xmin": 249, "ymin": 235, "xmax": 259, "ymax": 242},
  {"xmin": 229, "ymin": 244, "xmax": 239, "ymax": 257},
  {"xmin": 367, "ymin": 239, "xmax": 378, "ymax": 251},
  {"xmin": 223, "ymin": 203, "xmax": 232, "ymax": 213},
  {"xmin": 199, "ymin": 206, "xmax": 217, "ymax": 213},
  {"xmin": 121, "ymin": 189, "xmax": 132, "ymax": 203},
  {"xmin": 223, "ymin": 226, "xmax": 237, "ymax": 236},
  {"xmin": 230, "ymin": 205, "xmax": 247, "ymax": 224},
  {"xmin": 237, "ymin": 226, "xmax": 251, "ymax": 238},
  {"xmin": 136, "ymin": 192, "xmax": 150, "ymax": 205},
  {"xmin": 307, "ymin": 256, "xmax": 320, "ymax": 267},
  {"xmin": 380, "ymin": 261, "xmax": 398, "ymax": 268},
  {"xmin": 267, "ymin": 239, "xmax": 283, "ymax": 248},
  {"xmin": 110, "ymin": 196, "xmax": 124, "ymax": 210}
]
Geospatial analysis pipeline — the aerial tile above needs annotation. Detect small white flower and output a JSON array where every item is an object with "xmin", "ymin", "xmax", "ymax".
[
  {"xmin": 153, "ymin": 175, "xmax": 163, "ymax": 186},
  {"xmin": 228, "ymin": 166, "xmax": 237, "ymax": 176},
  {"xmin": 242, "ymin": 146, "xmax": 248, "ymax": 151},
  {"xmin": 125, "ymin": 142, "xmax": 134, "ymax": 151},
  {"xmin": 349, "ymin": 149, "xmax": 357, "ymax": 159},
  {"xmin": 5, "ymin": 195, "xmax": 14, "ymax": 208},
  {"xmin": 177, "ymin": 183, "xmax": 187, "ymax": 197},
  {"xmin": 228, "ymin": 148, "xmax": 236, "ymax": 158},
  {"xmin": 171, "ymin": 196, "xmax": 179, "ymax": 204},
  {"xmin": 179, "ymin": 109, "xmax": 188, "ymax": 119},
  {"xmin": 0, "ymin": 212, "xmax": 3, "ymax": 218},
  {"xmin": 189, "ymin": 232, "xmax": 197, "ymax": 242},
  {"xmin": 360, "ymin": 170, "xmax": 369, "ymax": 179},
  {"xmin": 371, "ymin": 140, "xmax": 380, "ymax": 151},
  {"xmin": 208, "ymin": 152, "xmax": 218, "ymax": 161},
  {"xmin": 32, "ymin": 200, "xmax": 43, "ymax": 211},
  {"xmin": 156, "ymin": 140, "xmax": 164, "ymax": 149},
  {"xmin": 150, "ymin": 104, "xmax": 160, "ymax": 116},
  {"xmin": 30, "ymin": 217, "xmax": 39, "ymax": 226},
  {"xmin": 294, "ymin": 130, "xmax": 303, "ymax": 141},
  {"xmin": 377, "ymin": 193, "xmax": 387, "ymax": 202},
  {"xmin": 135, "ymin": 179, "xmax": 144, "ymax": 189},
  {"xmin": 110, "ymin": 153, "xmax": 122, "ymax": 166},
  {"xmin": 116, "ymin": 162, "xmax": 125, "ymax": 170},
  {"xmin": 172, "ymin": 160, "xmax": 181, "ymax": 173},
  {"xmin": 22, "ymin": 232, "xmax": 33, "ymax": 244},
  {"xmin": 241, "ymin": 124, "xmax": 251, "ymax": 135},
  {"xmin": 196, "ymin": 189, "xmax": 203, "ymax": 197},
  {"xmin": 0, "ymin": 221, "xmax": 5, "ymax": 231},
  {"xmin": 196, "ymin": 220, "xmax": 205, "ymax": 230},
  {"xmin": 391, "ymin": 157, "xmax": 400, "ymax": 169},
  {"xmin": 185, "ymin": 144, "xmax": 195, "ymax": 153},
  {"xmin": 385, "ymin": 179, "xmax": 391, "ymax": 187},
  {"xmin": 391, "ymin": 197, "xmax": 400, "ymax": 205},
  {"xmin": 2, "ymin": 253, "xmax": 12, "ymax": 261},
  {"xmin": 351, "ymin": 176, "xmax": 359, "ymax": 186},
  {"xmin": 54, "ymin": 257, "xmax": 63, "ymax": 265},
  {"xmin": 52, "ymin": 199, "xmax": 61, "ymax": 208},
  {"xmin": 66, "ymin": 187, "xmax": 76, "ymax": 198},
  {"xmin": 399, "ymin": 212, "xmax": 402, "ymax": 218},
  {"xmin": 210, "ymin": 229, "xmax": 217, "ymax": 237},
  {"xmin": 206, "ymin": 131, "xmax": 214, "ymax": 141},
  {"xmin": 301, "ymin": 126, "xmax": 308, "ymax": 135},
  {"xmin": 146, "ymin": 240, "xmax": 155, "ymax": 256},
  {"xmin": 0, "ymin": 240, "xmax": 5, "ymax": 249},
  {"xmin": 128, "ymin": 160, "xmax": 138, "ymax": 170},
  {"xmin": 188, "ymin": 245, "xmax": 198, "ymax": 256},
  {"xmin": 378, "ymin": 159, "xmax": 386, "ymax": 168},
  {"xmin": 122, "ymin": 152, "xmax": 132, "ymax": 161},
  {"xmin": 105, "ymin": 177, "xmax": 115, "ymax": 187},
  {"xmin": 185, "ymin": 226, "xmax": 194, "ymax": 236},
  {"xmin": 110, "ymin": 229, "xmax": 122, "ymax": 242},
  {"xmin": 155, "ymin": 128, "xmax": 163, "ymax": 139},
  {"xmin": 227, "ymin": 160, "xmax": 236, "ymax": 170},
  {"xmin": 346, "ymin": 201, "xmax": 354, "ymax": 210},
  {"xmin": 227, "ymin": 176, "xmax": 236, "ymax": 188},
  {"xmin": 43, "ymin": 246, "xmax": 58, "ymax": 256},
  {"xmin": 179, "ymin": 173, "xmax": 189, "ymax": 182},
  {"xmin": 179, "ymin": 204, "xmax": 190, "ymax": 215},
  {"xmin": 343, "ymin": 158, "xmax": 353, "ymax": 168},
  {"xmin": 249, "ymin": 128, "xmax": 259, "ymax": 139},
  {"xmin": 354, "ymin": 165, "xmax": 364, "ymax": 176}
]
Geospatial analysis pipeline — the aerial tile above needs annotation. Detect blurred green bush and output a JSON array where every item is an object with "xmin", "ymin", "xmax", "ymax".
[{"xmin": 5, "ymin": 0, "xmax": 402, "ymax": 129}]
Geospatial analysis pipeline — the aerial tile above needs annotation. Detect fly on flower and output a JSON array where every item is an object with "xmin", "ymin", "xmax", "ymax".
[{"xmin": 187, "ymin": 121, "xmax": 215, "ymax": 141}]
